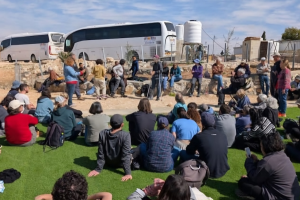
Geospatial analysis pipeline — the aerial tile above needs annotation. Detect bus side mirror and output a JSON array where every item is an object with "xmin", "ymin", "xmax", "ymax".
[{"xmin": 0, "ymin": 45, "xmax": 3, "ymax": 51}]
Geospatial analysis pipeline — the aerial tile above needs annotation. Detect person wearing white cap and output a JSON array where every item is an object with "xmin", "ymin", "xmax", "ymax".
[
  {"xmin": 270, "ymin": 52, "xmax": 281, "ymax": 97},
  {"xmin": 288, "ymin": 75, "xmax": 300, "ymax": 100},
  {"xmin": 257, "ymin": 57, "xmax": 270, "ymax": 96},
  {"xmin": 189, "ymin": 59, "xmax": 203, "ymax": 97},
  {"xmin": 4, "ymin": 100, "xmax": 38, "ymax": 146}
]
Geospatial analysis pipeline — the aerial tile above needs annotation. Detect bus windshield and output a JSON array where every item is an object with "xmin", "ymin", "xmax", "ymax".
[
  {"xmin": 164, "ymin": 22, "xmax": 175, "ymax": 32},
  {"xmin": 51, "ymin": 34, "xmax": 63, "ymax": 43}
]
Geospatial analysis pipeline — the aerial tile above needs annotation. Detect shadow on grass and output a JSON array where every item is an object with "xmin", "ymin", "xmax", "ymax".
[
  {"xmin": 72, "ymin": 137, "xmax": 87, "ymax": 146},
  {"xmin": 205, "ymin": 179, "xmax": 239, "ymax": 199},
  {"xmin": 0, "ymin": 137, "xmax": 9, "ymax": 146}
]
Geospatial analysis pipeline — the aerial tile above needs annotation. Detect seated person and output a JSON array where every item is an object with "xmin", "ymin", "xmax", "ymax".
[
  {"xmin": 218, "ymin": 68, "xmax": 246, "ymax": 105},
  {"xmin": 83, "ymin": 102, "xmax": 110, "ymax": 146},
  {"xmin": 0, "ymin": 95, "xmax": 15, "ymax": 136},
  {"xmin": 170, "ymin": 64, "xmax": 182, "ymax": 90},
  {"xmin": 180, "ymin": 112, "xmax": 230, "ymax": 178},
  {"xmin": 88, "ymin": 114, "xmax": 132, "ymax": 182},
  {"xmin": 235, "ymin": 108, "xmax": 276, "ymax": 152},
  {"xmin": 229, "ymin": 89, "xmax": 250, "ymax": 114},
  {"xmin": 234, "ymin": 60, "xmax": 251, "ymax": 78},
  {"xmin": 5, "ymin": 100, "xmax": 38, "ymax": 146},
  {"xmin": 166, "ymin": 93, "xmax": 187, "ymax": 124},
  {"xmin": 126, "ymin": 98, "xmax": 156, "ymax": 145},
  {"xmin": 262, "ymin": 96, "xmax": 280, "ymax": 127},
  {"xmin": 51, "ymin": 96, "xmax": 81, "ymax": 141},
  {"xmin": 139, "ymin": 117, "xmax": 175, "ymax": 173},
  {"xmin": 35, "ymin": 170, "xmax": 112, "ymax": 200},
  {"xmin": 236, "ymin": 105, "xmax": 251, "ymax": 135},
  {"xmin": 189, "ymin": 59, "xmax": 203, "ymax": 97},
  {"xmin": 127, "ymin": 174, "xmax": 206, "ymax": 200},
  {"xmin": 78, "ymin": 63, "xmax": 91, "ymax": 85},
  {"xmin": 236, "ymin": 133, "xmax": 300, "ymax": 200},
  {"xmin": 34, "ymin": 89, "xmax": 53, "ymax": 124},
  {"xmin": 109, "ymin": 61, "xmax": 119, "ymax": 94},
  {"xmin": 39, "ymin": 67, "xmax": 64, "ymax": 92},
  {"xmin": 171, "ymin": 107, "xmax": 200, "ymax": 150},
  {"xmin": 199, "ymin": 103, "xmax": 214, "ymax": 115},
  {"xmin": 7, "ymin": 80, "xmax": 21, "ymax": 97},
  {"xmin": 250, "ymin": 94, "xmax": 267, "ymax": 111},
  {"xmin": 15, "ymin": 84, "xmax": 36, "ymax": 115},
  {"xmin": 215, "ymin": 104, "xmax": 236, "ymax": 147},
  {"xmin": 187, "ymin": 102, "xmax": 202, "ymax": 130},
  {"xmin": 161, "ymin": 61, "xmax": 169, "ymax": 92},
  {"xmin": 212, "ymin": 57, "xmax": 224, "ymax": 92},
  {"xmin": 60, "ymin": 93, "xmax": 83, "ymax": 122},
  {"xmin": 288, "ymin": 75, "xmax": 300, "ymax": 100},
  {"xmin": 283, "ymin": 104, "xmax": 300, "ymax": 141},
  {"xmin": 286, "ymin": 141, "xmax": 300, "ymax": 163}
]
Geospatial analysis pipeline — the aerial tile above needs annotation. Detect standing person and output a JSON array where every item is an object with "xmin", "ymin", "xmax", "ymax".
[
  {"xmin": 5, "ymin": 100, "xmax": 38, "ymax": 146},
  {"xmin": 169, "ymin": 63, "xmax": 182, "ymax": 91},
  {"xmin": 189, "ymin": 59, "xmax": 203, "ymax": 97},
  {"xmin": 34, "ymin": 89, "xmax": 53, "ymax": 124},
  {"xmin": 236, "ymin": 133, "xmax": 300, "ymax": 200},
  {"xmin": 88, "ymin": 114, "xmax": 133, "ymax": 182},
  {"xmin": 64, "ymin": 56, "xmax": 85, "ymax": 106},
  {"xmin": 126, "ymin": 98, "xmax": 156, "ymax": 145},
  {"xmin": 288, "ymin": 75, "xmax": 300, "ymax": 100},
  {"xmin": 139, "ymin": 117, "xmax": 176, "ymax": 173},
  {"xmin": 212, "ymin": 58, "xmax": 224, "ymax": 93},
  {"xmin": 161, "ymin": 61, "xmax": 169, "ymax": 92},
  {"xmin": 92, "ymin": 59, "xmax": 107, "ymax": 100},
  {"xmin": 15, "ymin": 84, "xmax": 36, "ymax": 114},
  {"xmin": 130, "ymin": 56, "xmax": 139, "ymax": 78},
  {"xmin": 70, "ymin": 53, "xmax": 85, "ymax": 101},
  {"xmin": 256, "ymin": 57, "xmax": 271, "ymax": 96},
  {"xmin": 83, "ymin": 102, "xmax": 110, "ymax": 146},
  {"xmin": 277, "ymin": 58, "xmax": 291, "ymax": 117},
  {"xmin": 7, "ymin": 80, "xmax": 21, "ymax": 97},
  {"xmin": 270, "ymin": 53, "xmax": 281, "ymax": 97},
  {"xmin": 234, "ymin": 60, "xmax": 251, "ymax": 78},
  {"xmin": 149, "ymin": 55, "xmax": 162, "ymax": 100},
  {"xmin": 111, "ymin": 59, "xmax": 127, "ymax": 98},
  {"xmin": 180, "ymin": 112, "xmax": 230, "ymax": 178}
]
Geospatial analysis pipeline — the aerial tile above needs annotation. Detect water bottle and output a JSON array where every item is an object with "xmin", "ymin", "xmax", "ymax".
[{"xmin": 0, "ymin": 180, "xmax": 5, "ymax": 193}]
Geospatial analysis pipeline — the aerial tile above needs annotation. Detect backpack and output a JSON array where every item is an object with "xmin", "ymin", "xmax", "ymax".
[
  {"xmin": 283, "ymin": 118, "xmax": 299, "ymax": 131},
  {"xmin": 204, "ymin": 71, "xmax": 211, "ymax": 78},
  {"xmin": 141, "ymin": 84, "xmax": 149, "ymax": 96},
  {"xmin": 175, "ymin": 159, "xmax": 210, "ymax": 188},
  {"xmin": 42, "ymin": 122, "xmax": 64, "ymax": 152}
]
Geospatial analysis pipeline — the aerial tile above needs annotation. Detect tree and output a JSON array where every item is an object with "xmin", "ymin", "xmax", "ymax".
[
  {"xmin": 223, "ymin": 28, "xmax": 236, "ymax": 56},
  {"xmin": 261, "ymin": 31, "xmax": 266, "ymax": 41},
  {"xmin": 282, "ymin": 27, "xmax": 300, "ymax": 40}
]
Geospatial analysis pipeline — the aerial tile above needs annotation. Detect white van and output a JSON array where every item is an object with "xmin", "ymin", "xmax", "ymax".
[{"xmin": 0, "ymin": 32, "xmax": 64, "ymax": 62}]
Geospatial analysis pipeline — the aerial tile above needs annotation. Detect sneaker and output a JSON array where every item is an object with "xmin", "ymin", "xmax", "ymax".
[
  {"xmin": 281, "ymin": 113, "xmax": 287, "ymax": 117},
  {"xmin": 121, "ymin": 94, "xmax": 127, "ymax": 98},
  {"xmin": 69, "ymin": 104, "xmax": 76, "ymax": 108},
  {"xmin": 197, "ymin": 94, "xmax": 200, "ymax": 97},
  {"xmin": 278, "ymin": 112, "xmax": 282, "ymax": 117},
  {"xmin": 111, "ymin": 94, "xmax": 116, "ymax": 98},
  {"xmin": 235, "ymin": 188, "xmax": 255, "ymax": 200},
  {"xmin": 156, "ymin": 98, "xmax": 160, "ymax": 101},
  {"xmin": 77, "ymin": 97, "xmax": 85, "ymax": 101},
  {"xmin": 102, "ymin": 95, "xmax": 108, "ymax": 100},
  {"xmin": 189, "ymin": 94, "xmax": 193, "ymax": 97}
]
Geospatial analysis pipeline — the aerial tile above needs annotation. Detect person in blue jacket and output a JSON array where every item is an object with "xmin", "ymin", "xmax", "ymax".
[
  {"xmin": 34, "ymin": 89, "xmax": 53, "ymax": 124},
  {"xmin": 229, "ymin": 89, "xmax": 251, "ymax": 114},
  {"xmin": 130, "ymin": 56, "xmax": 139, "ymax": 78},
  {"xmin": 170, "ymin": 63, "xmax": 182, "ymax": 90},
  {"xmin": 235, "ymin": 105, "xmax": 251, "ymax": 136}
]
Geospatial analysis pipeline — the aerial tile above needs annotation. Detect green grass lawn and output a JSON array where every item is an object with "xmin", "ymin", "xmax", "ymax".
[{"xmin": 1, "ymin": 108, "xmax": 300, "ymax": 199}]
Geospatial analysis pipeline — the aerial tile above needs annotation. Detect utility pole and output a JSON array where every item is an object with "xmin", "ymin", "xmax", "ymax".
[{"xmin": 212, "ymin": 35, "xmax": 216, "ymax": 56}]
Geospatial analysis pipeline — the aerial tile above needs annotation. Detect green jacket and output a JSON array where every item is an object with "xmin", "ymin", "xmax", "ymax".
[{"xmin": 51, "ymin": 106, "xmax": 76, "ymax": 138}]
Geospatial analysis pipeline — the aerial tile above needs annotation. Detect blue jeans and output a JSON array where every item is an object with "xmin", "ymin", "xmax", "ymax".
[
  {"xmin": 259, "ymin": 75, "xmax": 270, "ymax": 96},
  {"xmin": 179, "ymin": 150, "xmax": 199, "ymax": 163},
  {"xmin": 132, "ymin": 68, "xmax": 138, "ymax": 78},
  {"xmin": 199, "ymin": 51, "xmax": 202, "ymax": 61},
  {"xmin": 66, "ymin": 83, "xmax": 76, "ymax": 106},
  {"xmin": 162, "ymin": 77, "xmax": 168, "ymax": 91},
  {"xmin": 151, "ymin": 77, "xmax": 162, "ymax": 99},
  {"xmin": 170, "ymin": 75, "xmax": 182, "ymax": 87},
  {"xmin": 213, "ymin": 75, "xmax": 223, "ymax": 92},
  {"xmin": 278, "ymin": 89, "xmax": 288, "ymax": 114},
  {"xmin": 75, "ymin": 81, "xmax": 81, "ymax": 98}
]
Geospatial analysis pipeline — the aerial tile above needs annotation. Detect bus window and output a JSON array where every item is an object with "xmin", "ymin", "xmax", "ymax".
[
  {"xmin": 1, "ymin": 39, "xmax": 10, "ymax": 49},
  {"xmin": 12, "ymin": 35, "xmax": 49, "ymax": 45},
  {"xmin": 72, "ymin": 30, "xmax": 86, "ymax": 43},
  {"xmin": 164, "ymin": 22, "xmax": 175, "ymax": 32},
  {"xmin": 51, "ymin": 34, "xmax": 63, "ymax": 43}
]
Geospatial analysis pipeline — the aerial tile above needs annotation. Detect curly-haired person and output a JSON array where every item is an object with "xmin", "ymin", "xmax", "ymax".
[{"xmin": 35, "ymin": 170, "xmax": 112, "ymax": 200}]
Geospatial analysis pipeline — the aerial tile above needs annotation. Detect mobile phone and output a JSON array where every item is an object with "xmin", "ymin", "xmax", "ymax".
[{"xmin": 245, "ymin": 147, "xmax": 251, "ymax": 158}]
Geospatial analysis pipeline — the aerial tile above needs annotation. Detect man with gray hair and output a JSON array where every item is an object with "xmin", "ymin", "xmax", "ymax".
[
  {"xmin": 250, "ymin": 94, "xmax": 267, "ymax": 110},
  {"xmin": 288, "ymin": 75, "xmax": 300, "ymax": 100},
  {"xmin": 234, "ymin": 60, "xmax": 251, "ymax": 78},
  {"xmin": 257, "ymin": 57, "xmax": 270, "ymax": 96},
  {"xmin": 218, "ymin": 68, "xmax": 246, "ymax": 105}
]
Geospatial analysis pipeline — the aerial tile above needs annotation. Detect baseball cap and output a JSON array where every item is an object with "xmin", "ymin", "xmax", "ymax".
[
  {"xmin": 11, "ymin": 80, "xmax": 21, "ymax": 89},
  {"xmin": 9, "ymin": 100, "xmax": 24, "ymax": 110},
  {"xmin": 272, "ymin": 52, "xmax": 281, "ymax": 57},
  {"xmin": 194, "ymin": 59, "xmax": 200, "ymax": 64},
  {"xmin": 295, "ymin": 75, "xmax": 300, "ymax": 81},
  {"xmin": 261, "ymin": 57, "xmax": 266, "ymax": 61},
  {"xmin": 153, "ymin": 55, "xmax": 160, "ymax": 59},
  {"xmin": 157, "ymin": 116, "xmax": 169, "ymax": 127},
  {"xmin": 55, "ymin": 96, "xmax": 66, "ymax": 104},
  {"xmin": 201, "ymin": 112, "xmax": 215, "ymax": 127},
  {"xmin": 241, "ymin": 59, "xmax": 246, "ymax": 63},
  {"xmin": 199, "ymin": 104, "xmax": 209, "ymax": 112},
  {"xmin": 110, "ymin": 114, "xmax": 124, "ymax": 128}
]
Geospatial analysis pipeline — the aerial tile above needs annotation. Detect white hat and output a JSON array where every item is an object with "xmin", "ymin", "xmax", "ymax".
[
  {"xmin": 55, "ymin": 96, "xmax": 66, "ymax": 104},
  {"xmin": 241, "ymin": 59, "xmax": 246, "ymax": 63},
  {"xmin": 272, "ymin": 52, "xmax": 281, "ymax": 57},
  {"xmin": 9, "ymin": 100, "xmax": 25, "ymax": 109},
  {"xmin": 261, "ymin": 57, "xmax": 266, "ymax": 61}
]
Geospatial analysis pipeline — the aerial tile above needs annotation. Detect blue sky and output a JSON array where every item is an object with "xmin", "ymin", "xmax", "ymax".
[{"xmin": 0, "ymin": 0, "xmax": 299, "ymax": 53}]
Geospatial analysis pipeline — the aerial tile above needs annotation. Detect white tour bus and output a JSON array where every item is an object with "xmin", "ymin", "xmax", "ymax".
[
  {"xmin": 63, "ymin": 21, "xmax": 176, "ymax": 61},
  {"xmin": 0, "ymin": 32, "xmax": 64, "ymax": 62}
]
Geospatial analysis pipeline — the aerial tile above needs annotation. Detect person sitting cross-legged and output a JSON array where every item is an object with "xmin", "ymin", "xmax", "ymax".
[
  {"xmin": 236, "ymin": 132, "xmax": 300, "ymax": 200},
  {"xmin": 139, "ymin": 117, "xmax": 176, "ymax": 173},
  {"xmin": 35, "ymin": 170, "xmax": 112, "ymax": 200},
  {"xmin": 218, "ymin": 68, "xmax": 246, "ymax": 106},
  {"xmin": 15, "ymin": 83, "xmax": 36, "ymax": 115},
  {"xmin": 236, "ymin": 105, "xmax": 251, "ymax": 136},
  {"xmin": 7, "ymin": 80, "xmax": 21, "ymax": 98},
  {"xmin": 88, "ymin": 114, "xmax": 132, "ymax": 182},
  {"xmin": 250, "ymin": 94, "xmax": 267, "ymax": 111},
  {"xmin": 34, "ymin": 89, "xmax": 53, "ymax": 124},
  {"xmin": 180, "ymin": 112, "xmax": 230, "ymax": 179},
  {"xmin": 165, "ymin": 93, "xmax": 187, "ymax": 124},
  {"xmin": 228, "ymin": 89, "xmax": 250, "ymax": 114},
  {"xmin": 234, "ymin": 108, "xmax": 276, "ymax": 152}
]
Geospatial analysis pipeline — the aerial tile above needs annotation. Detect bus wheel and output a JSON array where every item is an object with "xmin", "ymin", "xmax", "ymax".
[
  {"xmin": 128, "ymin": 50, "xmax": 139, "ymax": 60},
  {"xmin": 79, "ymin": 52, "xmax": 89, "ymax": 61},
  {"xmin": 31, "ymin": 55, "xmax": 37, "ymax": 63},
  {"xmin": 8, "ymin": 55, "xmax": 13, "ymax": 62}
]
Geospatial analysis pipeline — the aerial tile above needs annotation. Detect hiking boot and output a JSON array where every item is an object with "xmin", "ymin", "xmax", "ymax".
[
  {"xmin": 235, "ymin": 188, "xmax": 255, "ymax": 200},
  {"xmin": 189, "ymin": 93, "xmax": 193, "ymax": 97},
  {"xmin": 77, "ymin": 97, "xmax": 85, "ymax": 101},
  {"xmin": 111, "ymin": 94, "xmax": 116, "ymax": 98},
  {"xmin": 156, "ymin": 98, "xmax": 160, "ymax": 101},
  {"xmin": 121, "ymin": 94, "xmax": 127, "ymax": 98},
  {"xmin": 197, "ymin": 94, "xmax": 200, "ymax": 97}
]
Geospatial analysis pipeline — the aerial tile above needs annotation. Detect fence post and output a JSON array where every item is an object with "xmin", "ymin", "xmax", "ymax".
[
  {"xmin": 120, "ymin": 46, "xmax": 123, "ymax": 59},
  {"xmin": 246, "ymin": 43, "xmax": 249, "ymax": 62},
  {"xmin": 207, "ymin": 45, "xmax": 209, "ymax": 63},
  {"xmin": 155, "ymin": 44, "xmax": 158, "ymax": 56},
  {"xmin": 267, "ymin": 43, "xmax": 271, "ymax": 64},
  {"xmin": 141, "ymin": 45, "xmax": 144, "ymax": 62},
  {"xmin": 102, "ymin": 48, "xmax": 106, "ymax": 67},
  {"xmin": 38, "ymin": 56, "xmax": 44, "ymax": 78},
  {"xmin": 224, "ymin": 43, "xmax": 227, "ymax": 62},
  {"xmin": 293, "ymin": 43, "xmax": 296, "ymax": 70}
]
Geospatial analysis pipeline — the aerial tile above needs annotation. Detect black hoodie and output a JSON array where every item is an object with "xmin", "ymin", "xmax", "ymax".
[{"xmin": 95, "ymin": 129, "xmax": 131, "ymax": 175}]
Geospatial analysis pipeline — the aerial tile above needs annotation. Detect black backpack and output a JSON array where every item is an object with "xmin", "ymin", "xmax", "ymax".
[{"xmin": 42, "ymin": 122, "xmax": 64, "ymax": 152}]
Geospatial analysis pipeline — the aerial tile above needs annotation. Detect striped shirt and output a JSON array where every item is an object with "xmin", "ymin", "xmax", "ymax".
[{"xmin": 243, "ymin": 117, "xmax": 276, "ymax": 140}]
